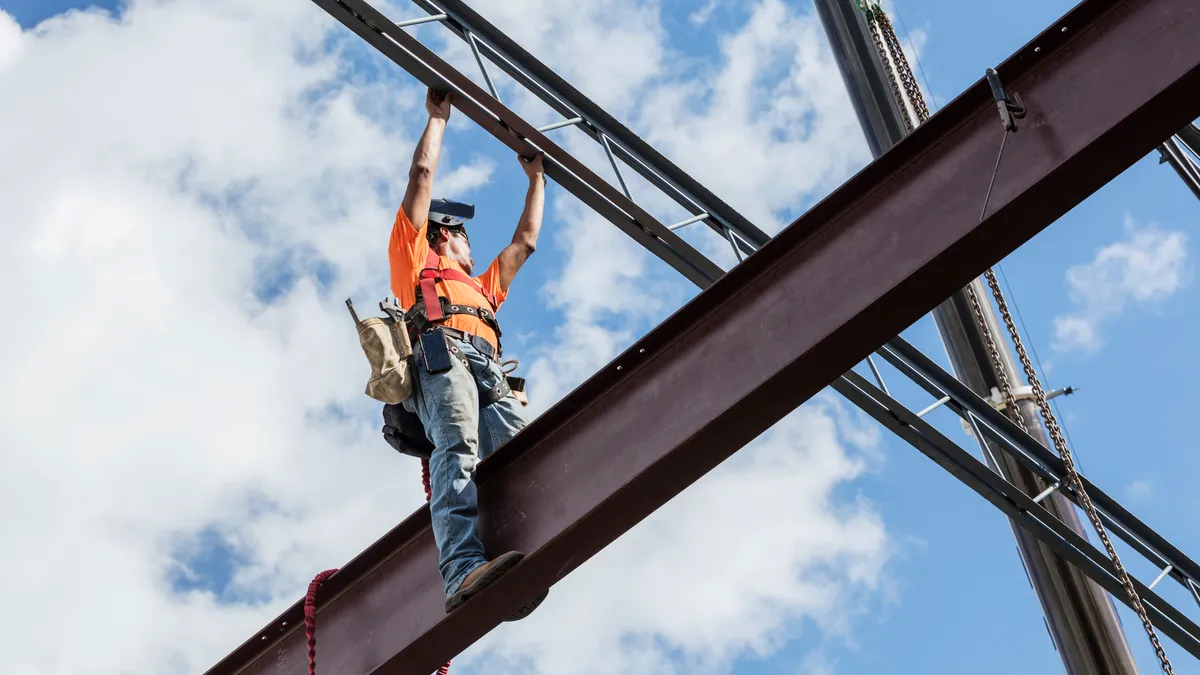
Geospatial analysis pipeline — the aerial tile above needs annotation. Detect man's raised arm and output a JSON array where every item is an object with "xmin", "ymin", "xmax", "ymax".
[
  {"xmin": 401, "ymin": 89, "xmax": 453, "ymax": 232},
  {"xmin": 498, "ymin": 153, "xmax": 546, "ymax": 291}
]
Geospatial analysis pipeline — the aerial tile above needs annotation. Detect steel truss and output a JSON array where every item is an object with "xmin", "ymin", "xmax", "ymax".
[
  {"xmin": 865, "ymin": 338, "xmax": 1200, "ymax": 636},
  {"xmin": 204, "ymin": 0, "xmax": 1200, "ymax": 673},
  {"xmin": 1160, "ymin": 123, "xmax": 1200, "ymax": 202},
  {"xmin": 834, "ymin": 366, "xmax": 1200, "ymax": 657}
]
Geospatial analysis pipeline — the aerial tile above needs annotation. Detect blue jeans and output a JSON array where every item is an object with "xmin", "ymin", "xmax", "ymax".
[{"xmin": 403, "ymin": 332, "xmax": 529, "ymax": 597}]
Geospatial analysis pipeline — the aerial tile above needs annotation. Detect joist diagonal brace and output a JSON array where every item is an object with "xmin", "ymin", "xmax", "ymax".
[
  {"xmin": 833, "ymin": 370, "xmax": 1200, "ymax": 657},
  {"xmin": 204, "ymin": 0, "xmax": 1200, "ymax": 673},
  {"xmin": 315, "ymin": 0, "xmax": 725, "ymax": 288},
  {"xmin": 403, "ymin": 0, "xmax": 769, "ymax": 259}
]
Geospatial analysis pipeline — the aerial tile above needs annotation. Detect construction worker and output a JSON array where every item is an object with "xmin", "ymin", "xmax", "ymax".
[{"xmin": 390, "ymin": 87, "xmax": 548, "ymax": 620}]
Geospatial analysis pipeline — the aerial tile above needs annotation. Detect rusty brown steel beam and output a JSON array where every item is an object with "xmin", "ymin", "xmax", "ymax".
[{"xmin": 204, "ymin": 0, "xmax": 1200, "ymax": 673}]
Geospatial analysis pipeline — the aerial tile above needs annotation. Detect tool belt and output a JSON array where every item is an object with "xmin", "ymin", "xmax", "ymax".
[
  {"xmin": 376, "ymin": 324, "xmax": 528, "ymax": 459},
  {"xmin": 404, "ymin": 297, "xmax": 504, "ymax": 356},
  {"xmin": 347, "ymin": 294, "xmax": 527, "ymax": 460},
  {"xmin": 434, "ymin": 325, "xmax": 500, "ymax": 362}
]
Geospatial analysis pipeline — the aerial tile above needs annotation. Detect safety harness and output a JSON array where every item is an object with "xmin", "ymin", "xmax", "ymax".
[
  {"xmin": 399, "ymin": 249, "xmax": 520, "ymax": 414},
  {"xmin": 404, "ymin": 249, "xmax": 503, "ymax": 352}
]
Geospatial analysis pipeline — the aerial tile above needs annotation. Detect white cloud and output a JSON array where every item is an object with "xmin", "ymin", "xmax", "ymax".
[
  {"xmin": 1053, "ymin": 215, "xmax": 1189, "ymax": 353},
  {"xmin": 690, "ymin": 0, "xmax": 722, "ymax": 26},
  {"xmin": 1126, "ymin": 480, "xmax": 1153, "ymax": 501},
  {"xmin": 0, "ymin": 2, "xmax": 454, "ymax": 672},
  {"xmin": 0, "ymin": 1, "xmax": 891, "ymax": 674},
  {"xmin": 639, "ymin": 0, "xmax": 868, "ymax": 241},
  {"xmin": 0, "ymin": 10, "xmax": 22, "ymax": 67}
]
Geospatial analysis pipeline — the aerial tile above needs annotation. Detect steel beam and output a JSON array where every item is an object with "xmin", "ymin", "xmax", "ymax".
[
  {"xmin": 204, "ymin": 0, "xmax": 1200, "ymax": 673},
  {"xmin": 316, "ymin": 0, "xmax": 725, "ymax": 288},
  {"xmin": 409, "ymin": 0, "xmax": 770, "ymax": 255}
]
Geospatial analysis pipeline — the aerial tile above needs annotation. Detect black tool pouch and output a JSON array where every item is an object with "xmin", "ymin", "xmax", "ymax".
[{"xmin": 381, "ymin": 403, "xmax": 434, "ymax": 460}]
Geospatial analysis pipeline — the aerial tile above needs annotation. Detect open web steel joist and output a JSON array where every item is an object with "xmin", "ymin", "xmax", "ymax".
[{"xmin": 204, "ymin": 0, "xmax": 1200, "ymax": 673}]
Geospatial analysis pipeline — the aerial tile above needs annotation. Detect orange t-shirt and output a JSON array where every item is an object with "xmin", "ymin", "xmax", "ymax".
[{"xmin": 388, "ymin": 205, "xmax": 507, "ymax": 350}]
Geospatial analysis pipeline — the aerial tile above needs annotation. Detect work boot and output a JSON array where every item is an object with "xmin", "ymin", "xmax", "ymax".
[{"xmin": 444, "ymin": 551, "xmax": 550, "ymax": 621}]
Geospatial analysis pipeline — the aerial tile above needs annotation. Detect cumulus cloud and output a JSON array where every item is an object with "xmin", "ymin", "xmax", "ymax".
[
  {"xmin": 1053, "ymin": 215, "xmax": 1189, "ymax": 353},
  {"xmin": 1125, "ymin": 480, "xmax": 1153, "ymax": 501},
  {"xmin": 458, "ymin": 399, "xmax": 888, "ymax": 675},
  {"xmin": 0, "ymin": 1, "xmax": 891, "ymax": 674},
  {"xmin": 639, "ymin": 0, "xmax": 868, "ymax": 241},
  {"xmin": 462, "ymin": 0, "xmax": 893, "ymax": 672},
  {"xmin": 689, "ymin": 0, "xmax": 722, "ymax": 26},
  {"xmin": 0, "ymin": 2, "xmax": 458, "ymax": 671},
  {"xmin": 0, "ymin": 10, "xmax": 21, "ymax": 67}
]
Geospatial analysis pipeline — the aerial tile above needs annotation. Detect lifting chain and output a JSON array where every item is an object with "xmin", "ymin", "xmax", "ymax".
[
  {"xmin": 875, "ymin": 11, "xmax": 930, "ymax": 124},
  {"xmin": 967, "ymin": 273, "xmax": 1175, "ymax": 675},
  {"xmin": 862, "ymin": 2, "xmax": 912, "ymax": 133},
  {"xmin": 859, "ymin": 3, "xmax": 1175, "ymax": 672}
]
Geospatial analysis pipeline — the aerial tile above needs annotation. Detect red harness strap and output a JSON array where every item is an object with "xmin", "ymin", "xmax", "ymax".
[{"xmin": 418, "ymin": 250, "xmax": 498, "ymax": 322}]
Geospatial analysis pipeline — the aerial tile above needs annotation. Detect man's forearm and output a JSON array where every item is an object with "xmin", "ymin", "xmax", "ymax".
[
  {"xmin": 411, "ymin": 117, "xmax": 447, "ymax": 177},
  {"xmin": 401, "ymin": 115, "xmax": 447, "ymax": 231},
  {"xmin": 496, "ymin": 153, "xmax": 545, "ymax": 290},
  {"xmin": 513, "ymin": 175, "xmax": 545, "ymax": 252}
]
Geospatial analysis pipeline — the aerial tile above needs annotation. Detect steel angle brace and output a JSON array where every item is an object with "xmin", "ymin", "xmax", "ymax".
[
  {"xmin": 877, "ymin": 336, "xmax": 1200, "ymax": 608},
  {"xmin": 1178, "ymin": 123, "xmax": 1200, "ymax": 158},
  {"xmin": 315, "ymin": 0, "xmax": 724, "ymax": 287},
  {"xmin": 833, "ymin": 370, "xmax": 1200, "ymax": 660},
  {"xmin": 1159, "ymin": 136, "xmax": 1200, "ymax": 202},
  {"xmin": 402, "ymin": 0, "xmax": 768, "ymax": 258}
]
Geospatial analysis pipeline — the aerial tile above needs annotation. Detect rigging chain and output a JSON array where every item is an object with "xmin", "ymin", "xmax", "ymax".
[{"xmin": 862, "ymin": 4, "xmax": 1176, "ymax": 673}]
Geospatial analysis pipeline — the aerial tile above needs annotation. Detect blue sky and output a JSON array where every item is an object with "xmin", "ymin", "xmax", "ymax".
[{"xmin": 3, "ymin": 0, "xmax": 1198, "ymax": 674}]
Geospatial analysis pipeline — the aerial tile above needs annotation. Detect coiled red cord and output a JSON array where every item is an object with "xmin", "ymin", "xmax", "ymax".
[
  {"xmin": 305, "ymin": 458, "xmax": 449, "ymax": 675},
  {"xmin": 304, "ymin": 568, "xmax": 338, "ymax": 675}
]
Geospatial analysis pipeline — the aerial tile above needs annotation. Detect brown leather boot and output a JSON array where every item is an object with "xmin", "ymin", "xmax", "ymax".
[{"xmin": 444, "ymin": 551, "xmax": 549, "ymax": 621}]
